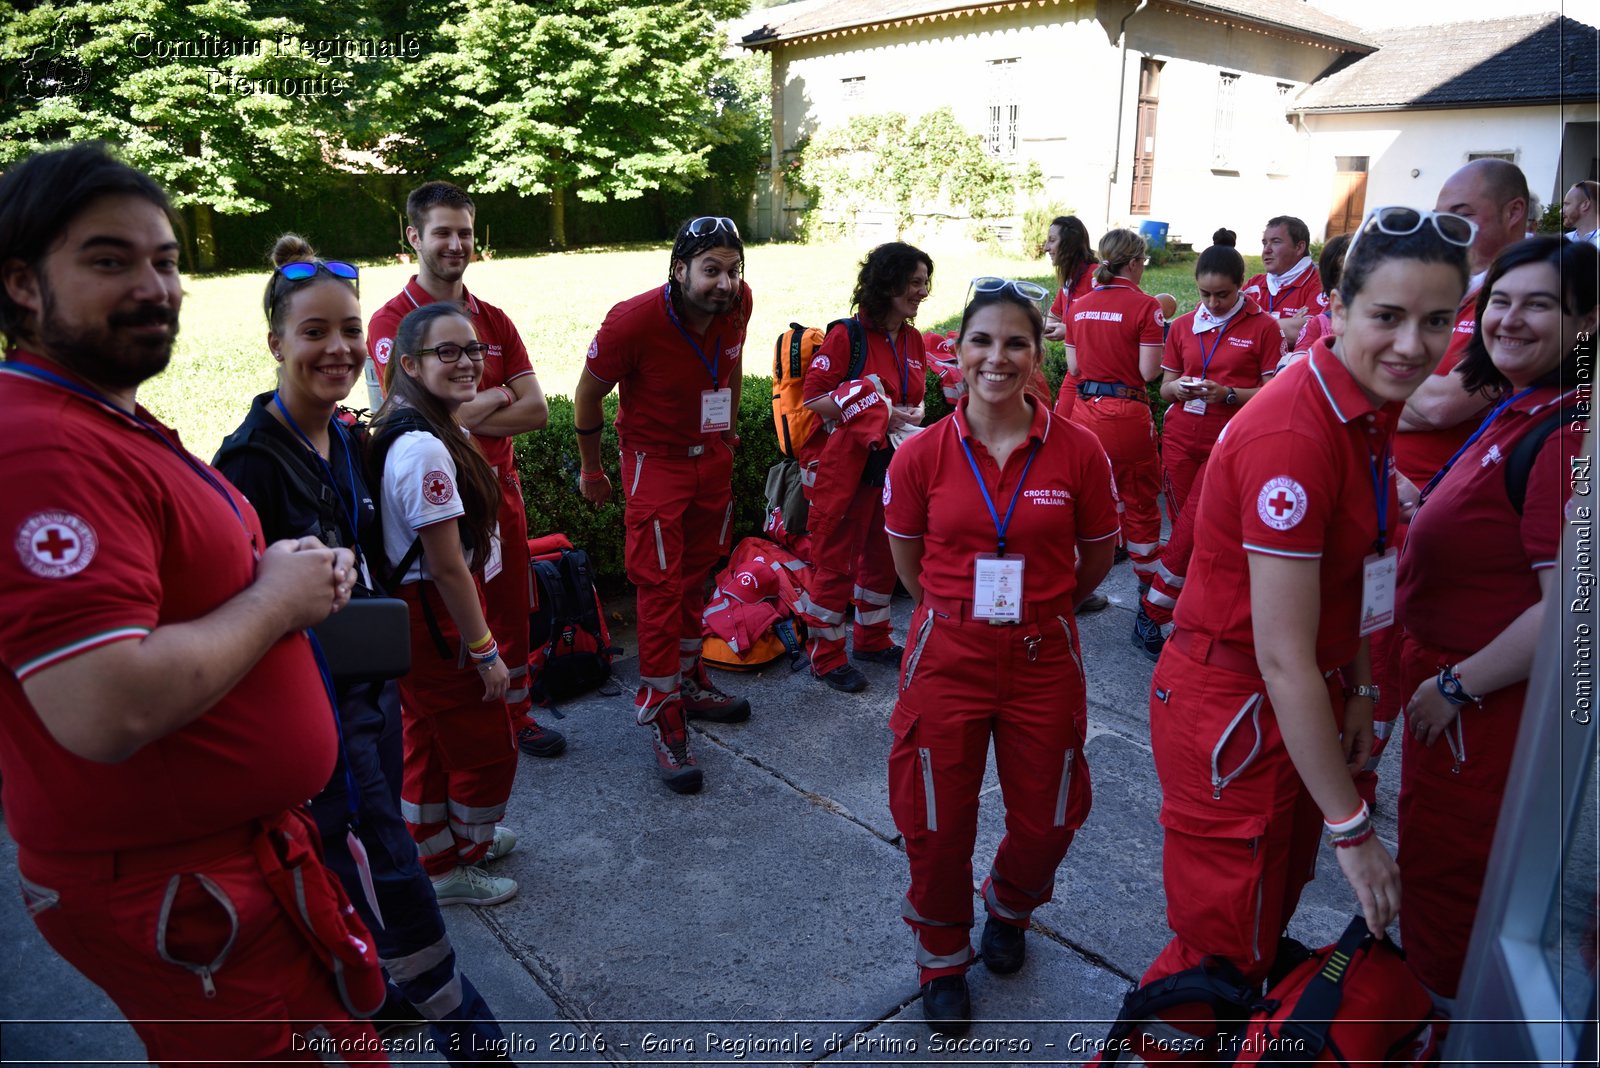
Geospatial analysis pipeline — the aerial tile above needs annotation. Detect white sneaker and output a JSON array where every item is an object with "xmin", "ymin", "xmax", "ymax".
[
  {"xmin": 483, "ymin": 825, "xmax": 516, "ymax": 863},
  {"xmin": 430, "ymin": 864, "xmax": 518, "ymax": 906}
]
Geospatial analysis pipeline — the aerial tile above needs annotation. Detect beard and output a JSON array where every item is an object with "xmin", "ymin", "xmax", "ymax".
[
  {"xmin": 38, "ymin": 279, "xmax": 179, "ymax": 391},
  {"xmin": 420, "ymin": 245, "xmax": 468, "ymax": 285},
  {"xmin": 682, "ymin": 285, "xmax": 733, "ymax": 319}
]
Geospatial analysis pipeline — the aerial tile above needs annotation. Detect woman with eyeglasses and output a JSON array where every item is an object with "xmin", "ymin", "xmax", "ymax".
[
  {"xmin": 1043, "ymin": 215, "xmax": 1097, "ymax": 419},
  {"xmin": 1053, "ymin": 228, "xmax": 1166, "ymax": 586},
  {"xmin": 798, "ymin": 241, "xmax": 931, "ymax": 693},
  {"xmin": 883, "ymin": 280, "xmax": 1118, "ymax": 1034},
  {"xmin": 1112, "ymin": 207, "xmax": 1471, "ymax": 1060},
  {"xmin": 370, "ymin": 301, "xmax": 521, "ymax": 909},
  {"xmin": 214, "ymin": 237, "xmax": 514, "ymax": 1058},
  {"xmin": 1395, "ymin": 236, "xmax": 1597, "ymax": 1006}
]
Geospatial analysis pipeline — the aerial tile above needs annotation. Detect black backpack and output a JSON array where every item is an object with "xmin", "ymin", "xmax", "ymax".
[{"xmin": 527, "ymin": 534, "xmax": 622, "ymax": 705}]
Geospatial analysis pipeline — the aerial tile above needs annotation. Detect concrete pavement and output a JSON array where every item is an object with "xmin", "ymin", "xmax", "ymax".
[{"xmin": 0, "ymin": 558, "xmax": 1401, "ymax": 1066}]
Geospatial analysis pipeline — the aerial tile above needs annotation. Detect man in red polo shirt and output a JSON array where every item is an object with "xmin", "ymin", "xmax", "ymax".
[
  {"xmin": 574, "ymin": 217, "xmax": 754, "ymax": 794},
  {"xmin": 0, "ymin": 143, "xmax": 382, "ymax": 1062},
  {"xmin": 368, "ymin": 181, "xmax": 565, "ymax": 760},
  {"xmin": 1242, "ymin": 215, "xmax": 1323, "ymax": 347}
]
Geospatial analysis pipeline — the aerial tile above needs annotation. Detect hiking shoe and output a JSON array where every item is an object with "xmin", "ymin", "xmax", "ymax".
[
  {"xmin": 681, "ymin": 668, "xmax": 752, "ymax": 723},
  {"xmin": 483, "ymin": 825, "xmax": 516, "ymax": 864},
  {"xmin": 852, "ymin": 643, "xmax": 904, "ymax": 666},
  {"xmin": 920, "ymin": 974, "xmax": 971, "ymax": 1035},
  {"xmin": 646, "ymin": 701, "xmax": 703, "ymax": 794},
  {"xmin": 430, "ymin": 864, "xmax": 518, "ymax": 907},
  {"xmin": 981, "ymin": 916, "xmax": 1026, "ymax": 974},
  {"xmin": 517, "ymin": 719, "xmax": 567, "ymax": 758},
  {"xmin": 1132, "ymin": 605, "xmax": 1167, "ymax": 662},
  {"xmin": 1113, "ymin": 545, "xmax": 1130, "ymax": 564},
  {"xmin": 1075, "ymin": 593, "xmax": 1110, "ymax": 615},
  {"xmin": 817, "ymin": 663, "xmax": 868, "ymax": 693}
]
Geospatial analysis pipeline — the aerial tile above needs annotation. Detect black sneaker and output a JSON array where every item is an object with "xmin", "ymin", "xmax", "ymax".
[
  {"xmin": 1075, "ymin": 593, "xmax": 1110, "ymax": 615},
  {"xmin": 920, "ymin": 974, "xmax": 971, "ymax": 1035},
  {"xmin": 1132, "ymin": 605, "xmax": 1167, "ymax": 662},
  {"xmin": 1113, "ymin": 545, "xmax": 1130, "ymax": 564},
  {"xmin": 852, "ymin": 643, "xmax": 904, "ymax": 666},
  {"xmin": 518, "ymin": 720, "xmax": 568, "ymax": 758},
  {"xmin": 681, "ymin": 668, "xmax": 752, "ymax": 723},
  {"xmin": 981, "ymin": 916, "xmax": 1026, "ymax": 974},
  {"xmin": 817, "ymin": 663, "xmax": 868, "ymax": 693}
]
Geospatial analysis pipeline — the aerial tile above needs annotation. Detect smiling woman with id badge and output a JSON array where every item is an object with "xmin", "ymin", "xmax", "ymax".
[{"xmin": 881, "ymin": 279, "xmax": 1119, "ymax": 1034}]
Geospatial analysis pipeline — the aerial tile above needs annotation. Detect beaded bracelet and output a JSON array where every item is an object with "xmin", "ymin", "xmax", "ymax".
[{"xmin": 473, "ymin": 650, "xmax": 500, "ymax": 672}]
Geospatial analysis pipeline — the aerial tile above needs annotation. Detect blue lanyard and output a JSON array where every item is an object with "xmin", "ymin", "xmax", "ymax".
[
  {"xmin": 958, "ymin": 434, "xmax": 1040, "ymax": 557},
  {"xmin": 272, "ymin": 392, "xmax": 362, "ymax": 544},
  {"xmin": 662, "ymin": 284, "xmax": 723, "ymax": 387},
  {"xmin": 1196, "ymin": 314, "xmax": 1234, "ymax": 378},
  {"xmin": 0, "ymin": 360, "xmax": 253, "ymax": 547},
  {"xmin": 868, "ymin": 318, "xmax": 912, "ymax": 399},
  {"xmin": 1369, "ymin": 442, "xmax": 1392, "ymax": 555},
  {"xmin": 1419, "ymin": 387, "xmax": 1538, "ymax": 503}
]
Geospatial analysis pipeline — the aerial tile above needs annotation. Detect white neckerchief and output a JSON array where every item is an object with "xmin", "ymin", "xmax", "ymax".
[
  {"xmin": 1266, "ymin": 255, "xmax": 1314, "ymax": 296},
  {"xmin": 1192, "ymin": 295, "xmax": 1246, "ymax": 335}
]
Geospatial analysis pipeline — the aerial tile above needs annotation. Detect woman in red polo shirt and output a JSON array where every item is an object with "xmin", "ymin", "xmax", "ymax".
[
  {"xmin": 884, "ymin": 281, "xmax": 1119, "ymax": 1035},
  {"xmin": 1113, "ymin": 207, "xmax": 1472, "ymax": 1061},
  {"xmin": 1396, "ymin": 236, "xmax": 1597, "ymax": 1005},
  {"xmin": 1054, "ymin": 229, "xmax": 1165, "ymax": 585},
  {"xmin": 1044, "ymin": 215, "xmax": 1097, "ymax": 419}
]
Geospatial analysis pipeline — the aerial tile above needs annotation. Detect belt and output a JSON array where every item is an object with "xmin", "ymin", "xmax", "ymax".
[
  {"xmin": 625, "ymin": 442, "xmax": 717, "ymax": 458},
  {"xmin": 18, "ymin": 821, "xmax": 260, "ymax": 882},
  {"xmin": 920, "ymin": 592, "xmax": 1077, "ymax": 626},
  {"xmin": 1169, "ymin": 629, "xmax": 1340, "ymax": 680},
  {"xmin": 1078, "ymin": 380, "xmax": 1148, "ymax": 403}
]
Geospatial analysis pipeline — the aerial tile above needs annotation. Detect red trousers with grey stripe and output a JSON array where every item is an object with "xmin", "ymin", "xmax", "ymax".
[
  {"xmin": 1141, "ymin": 459, "xmax": 1210, "ymax": 630},
  {"xmin": 888, "ymin": 599, "xmax": 1092, "ymax": 984},
  {"xmin": 799, "ymin": 481, "xmax": 898, "ymax": 675},
  {"xmin": 1071, "ymin": 397, "xmax": 1162, "ymax": 576},
  {"xmin": 620, "ymin": 443, "xmax": 734, "ymax": 693},
  {"xmin": 396, "ymin": 581, "xmax": 518, "ymax": 877},
  {"xmin": 484, "ymin": 464, "xmax": 532, "ymax": 718}
]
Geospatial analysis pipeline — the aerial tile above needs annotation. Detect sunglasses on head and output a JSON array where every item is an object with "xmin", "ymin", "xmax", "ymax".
[
  {"xmin": 685, "ymin": 216, "xmax": 739, "ymax": 239},
  {"xmin": 275, "ymin": 260, "xmax": 360, "ymax": 292},
  {"xmin": 1344, "ymin": 207, "xmax": 1477, "ymax": 267},
  {"xmin": 967, "ymin": 276, "xmax": 1050, "ymax": 306}
]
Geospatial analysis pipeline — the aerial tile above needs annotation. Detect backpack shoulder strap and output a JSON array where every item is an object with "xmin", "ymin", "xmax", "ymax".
[
  {"xmin": 1102, "ymin": 957, "xmax": 1259, "ymax": 1065},
  {"xmin": 826, "ymin": 317, "xmax": 870, "ymax": 381},
  {"xmin": 562, "ymin": 548, "xmax": 603, "ymax": 635},
  {"xmin": 215, "ymin": 431, "xmax": 343, "ymax": 546},
  {"xmin": 1506, "ymin": 405, "xmax": 1577, "ymax": 515},
  {"xmin": 1270, "ymin": 916, "xmax": 1374, "ymax": 1062},
  {"xmin": 784, "ymin": 322, "xmax": 807, "ymax": 379}
]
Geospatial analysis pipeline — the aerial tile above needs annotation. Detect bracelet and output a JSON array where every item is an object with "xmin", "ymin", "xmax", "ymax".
[
  {"xmin": 580, "ymin": 468, "xmax": 607, "ymax": 483},
  {"xmin": 495, "ymin": 385, "xmax": 515, "ymax": 407},
  {"xmin": 473, "ymin": 650, "xmax": 500, "ymax": 672},
  {"xmin": 469, "ymin": 641, "xmax": 499, "ymax": 663},
  {"xmin": 576, "ymin": 423, "xmax": 603, "ymax": 436},
  {"xmin": 1436, "ymin": 664, "xmax": 1481, "ymax": 707},
  {"xmin": 1324, "ymin": 800, "xmax": 1369, "ymax": 835},
  {"xmin": 467, "ymin": 631, "xmax": 495, "ymax": 654},
  {"xmin": 1330, "ymin": 822, "xmax": 1376, "ymax": 849}
]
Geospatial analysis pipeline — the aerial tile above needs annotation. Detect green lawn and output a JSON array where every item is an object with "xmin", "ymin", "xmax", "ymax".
[{"xmin": 142, "ymin": 240, "xmax": 1237, "ymax": 459}]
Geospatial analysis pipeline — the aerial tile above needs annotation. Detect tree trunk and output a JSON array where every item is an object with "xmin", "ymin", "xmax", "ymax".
[
  {"xmin": 191, "ymin": 204, "xmax": 217, "ymax": 272},
  {"xmin": 550, "ymin": 185, "xmax": 567, "ymax": 249}
]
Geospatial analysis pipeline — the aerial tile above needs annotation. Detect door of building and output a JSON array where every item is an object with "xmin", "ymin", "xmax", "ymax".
[
  {"xmin": 1130, "ymin": 59, "xmax": 1162, "ymax": 215},
  {"xmin": 1327, "ymin": 156, "xmax": 1369, "ymax": 237}
]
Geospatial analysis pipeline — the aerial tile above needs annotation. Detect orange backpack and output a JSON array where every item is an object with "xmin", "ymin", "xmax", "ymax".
[{"xmin": 771, "ymin": 318, "xmax": 866, "ymax": 458}]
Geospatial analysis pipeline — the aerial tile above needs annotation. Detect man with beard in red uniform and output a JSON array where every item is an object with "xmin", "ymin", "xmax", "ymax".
[
  {"xmin": 575, "ymin": 217, "xmax": 753, "ymax": 794},
  {"xmin": 1242, "ymin": 215, "xmax": 1323, "ymax": 348},
  {"xmin": 0, "ymin": 143, "xmax": 385, "ymax": 1063},
  {"xmin": 368, "ymin": 181, "xmax": 565, "ymax": 760}
]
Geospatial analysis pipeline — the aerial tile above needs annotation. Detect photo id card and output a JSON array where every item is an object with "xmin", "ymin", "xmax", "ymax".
[
  {"xmin": 1359, "ymin": 548, "xmax": 1397, "ymax": 636},
  {"xmin": 1183, "ymin": 398, "xmax": 1208, "ymax": 416},
  {"xmin": 700, "ymin": 388, "xmax": 733, "ymax": 433},
  {"xmin": 972, "ymin": 553, "xmax": 1024, "ymax": 623}
]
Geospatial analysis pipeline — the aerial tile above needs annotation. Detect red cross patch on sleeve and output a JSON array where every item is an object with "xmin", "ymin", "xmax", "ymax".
[{"xmin": 422, "ymin": 470, "xmax": 455, "ymax": 506}]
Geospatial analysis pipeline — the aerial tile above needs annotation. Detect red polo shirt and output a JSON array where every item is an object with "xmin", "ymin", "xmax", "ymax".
[
  {"xmin": 803, "ymin": 318, "xmax": 927, "ymax": 409},
  {"xmin": 1242, "ymin": 264, "xmax": 1325, "ymax": 322},
  {"xmin": 1398, "ymin": 386, "xmax": 1582, "ymax": 655},
  {"xmin": 1174, "ymin": 339, "xmax": 1402, "ymax": 672},
  {"xmin": 1064, "ymin": 278, "xmax": 1164, "ymax": 389},
  {"xmin": 367, "ymin": 278, "xmax": 536, "ymax": 471},
  {"xmin": 0, "ymin": 354, "xmax": 336, "ymax": 853},
  {"xmin": 1394, "ymin": 287, "xmax": 1480, "ymax": 486},
  {"xmin": 1048, "ymin": 262, "xmax": 1100, "ymax": 323},
  {"xmin": 586, "ymin": 282, "xmax": 753, "ymax": 454},
  {"xmin": 884, "ymin": 396, "xmax": 1120, "ymax": 605},
  {"xmin": 1160, "ymin": 300, "xmax": 1285, "ymax": 456}
]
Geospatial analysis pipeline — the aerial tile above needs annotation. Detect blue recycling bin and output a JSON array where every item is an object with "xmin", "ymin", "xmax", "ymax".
[{"xmin": 1139, "ymin": 220, "xmax": 1169, "ymax": 251}]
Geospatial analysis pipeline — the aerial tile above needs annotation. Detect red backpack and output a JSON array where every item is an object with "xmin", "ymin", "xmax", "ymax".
[{"xmin": 526, "ymin": 533, "xmax": 621, "ymax": 704}]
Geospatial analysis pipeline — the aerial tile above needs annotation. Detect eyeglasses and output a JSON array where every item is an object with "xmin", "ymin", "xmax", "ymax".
[
  {"xmin": 275, "ymin": 260, "xmax": 360, "ymax": 292},
  {"xmin": 685, "ymin": 216, "xmax": 739, "ymax": 238},
  {"xmin": 967, "ymin": 276, "xmax": 1050, "ymax": 306},
  {"xmin": 415, "ymin": 341, "xmax": 489, "ymax": 364},
  {"xmin": 1344, "ymin": 207, "xmax": 1477, "ymax": 267}
]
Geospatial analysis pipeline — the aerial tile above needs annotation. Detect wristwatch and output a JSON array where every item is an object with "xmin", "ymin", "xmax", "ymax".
[
  {"xmin": 1224, "ymin": 387, "xmax": 1239, "ymax": 406},
  {"xmin": 1349, "ymin": 684, "xmax": 1380, "ymax": 702}
]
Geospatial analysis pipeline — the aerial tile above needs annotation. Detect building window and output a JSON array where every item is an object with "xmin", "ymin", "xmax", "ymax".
[
  {"xmin": 1469, "ymin": 150, "xmax": 1517, "ymax": 162},
  {"xmin": 1268, "ymin": 82, "xmax": 1297, "ymax": 174},
  {"xmin": 840, "ymin": 76, "xmax": 865, "ymax": 103},
  {"xmin": 1212, "ymin": 72, "xmax": 1239, "ymax": 169},
  {"xmin": 986, "ymin": 58, "xmax": 1020, "ymax": 158}
]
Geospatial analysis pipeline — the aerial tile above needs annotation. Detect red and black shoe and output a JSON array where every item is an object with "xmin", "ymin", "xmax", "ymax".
[
  {"xmin": 681, "ymin": 662, "xmax": 752, "ymax": 723},
  {"xmin": 517, "ymin": 717, "xmax": 568, "ymax": 758},
  {"xmin": 638, "ymin": 691, "xmax": 702, "ymax": 794}
]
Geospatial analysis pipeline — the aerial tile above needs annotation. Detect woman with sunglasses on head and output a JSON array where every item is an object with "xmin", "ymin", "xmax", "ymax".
[
  {"xmin": 1043, "ymin": 215, "xmax": 1097, "ymax": 420},
  {"xmin": 1111, "ymin": 207, "xmax": 1471, "ymax": 1062},
  {"xmin": 214, "ymin": 237, "xmax": 515, "ymax": 1060},
  {"xmin": 370, "ymin": 302, "xmax": 521, "ymax": 910},
  {"xmin": 1394, "ymin": 236, "xmax": 1597, "ymax": 1008},
  {"xmin": 1054, "ymin": 228, "xmax": 1166, "ymax": 586},
  {"xmin": 797, "ymin": 241, "xmax": 931, "ymax": 694},
  {"xmin": 883, "ymin": 279, "xmax": 1118, "ymax": 1034}
]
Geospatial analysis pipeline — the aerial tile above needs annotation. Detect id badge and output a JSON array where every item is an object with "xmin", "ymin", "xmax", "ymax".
[
  {"xmin": 1359, "ymin": 548, "xmax": 1397, "ymax": 636},
  {"xmin": 1182, "ymin": 398, "xmax": 1208, "ymax": 416},
  {"xmin": 700, "ymin": 388, "xmax": 733, "ymax": 433},
  {"xmin": 483, "ymin": 527, "xmax": 504, "ymax": 583},
  {"xmin": 972, "ymin": 553, "xmax": 1024, "ymax": 624}
]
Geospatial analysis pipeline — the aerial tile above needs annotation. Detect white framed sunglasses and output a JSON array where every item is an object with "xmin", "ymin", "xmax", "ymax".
[
  {"xmin": 1345, "ymin": 206, "xmax": 1477, "ymax": 266},
  {"xmin": 967, "ymin": 275, "xmax": 1050, "ymax": 307}
]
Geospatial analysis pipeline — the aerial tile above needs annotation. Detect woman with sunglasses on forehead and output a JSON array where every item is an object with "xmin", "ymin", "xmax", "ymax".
[
  {"xmin": 371, "ymin": 302, "xmax": 522, "ymax": 911},
  {"xmin": 797, "ymin": 241, "xmax": 931, "ymax": 693},
  {"xmin": 1394, "ymin": 236, "xmax": 1597, "ymax": 1008},
  {"xmin": 883, "ymin": 280, "xmax": 1118, "ymax": 1034},
  {"xmin": 1054, "ymin": 228, "xmax": 1166, "ymax": 586},
  {"xmin": 1111, "ymin": 208, "xmax": 1471, "ymax": 1061},
  {"xmin": 215, "ymin": 237, "xmax": 515, "ymax": 1059}
]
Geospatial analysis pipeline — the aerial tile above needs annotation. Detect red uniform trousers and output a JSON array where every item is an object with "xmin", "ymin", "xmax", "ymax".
[
  {"xmin": 888, "ymin": 597, "xmax": 1092, "ymax": 984},
  {"xmin": 1055, "ymin": 368, "xmax": 1079, "ymax": 420},
  {"xmin": 1134, "ymin": 637, "xmax": 1336, "ymax": 1060},
  {"xmin": 1396, "ymin": 630, "xmax": 1525, "ymax": 1000},
  {"xmin": 396, "ymin": 581, "xmax": 518, "ymax": 877},
  {"xmin": 621, "ymin": 442, "xmax": 734, "ymax": 699},
  {"xmin": 19, "ymin": 820, "xmax": 386, "ymax": 1065},
  {"xmin": 484, "ymin": 463, "xmax": 532, "ymax": 719},
  {"xmin": 1141, "ymin": 460, "xmax": 1210, "ymax": 631},
  {"xmin": 1072, "ymin": 397, "xmax": 1162, "ymax": 577},
  {"xmin": 801, "ymin": 481, "xmax": 897, "ymax": 674},
  {"xmin": 1353, "ymin": 517, "xmax": 1410, "ymax": 808}
]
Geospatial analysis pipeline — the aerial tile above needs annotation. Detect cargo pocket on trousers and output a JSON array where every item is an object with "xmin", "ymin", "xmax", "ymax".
[
  {"xmin": 1158, "ymin": 805, "xmax": 1270, "ymax": 968},
  {"xmin": 888, "ymin": 704, "xmax": 939, "ymax": 836},
  {"xmin": 155, "ymin": 873, "xmax": 241, "ymax": 999},
  {"xmin": 18, "ymin": 871, "xmax": 59, "ymax": 917}
]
